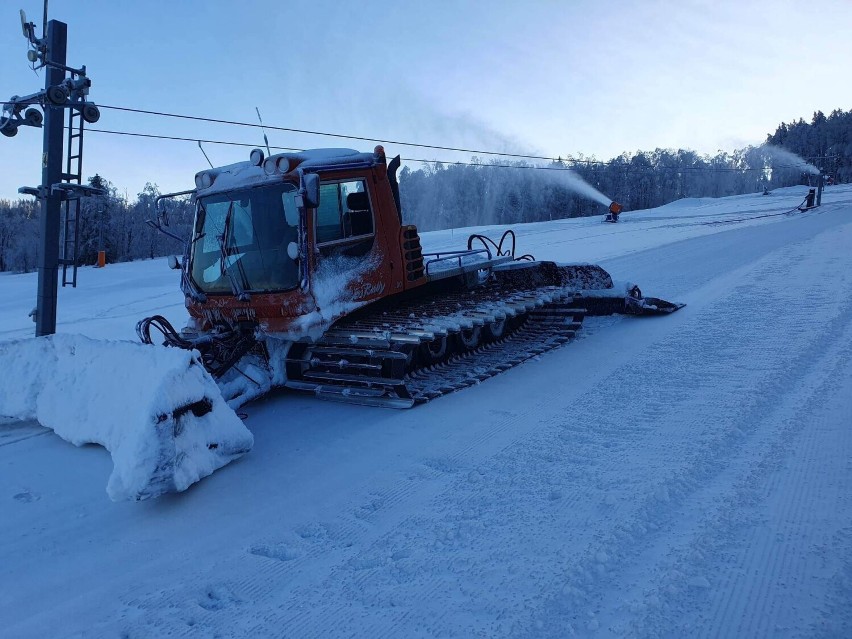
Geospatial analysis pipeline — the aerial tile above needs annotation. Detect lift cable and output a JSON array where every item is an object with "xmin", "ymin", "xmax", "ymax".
[
  {"xmin": 1, "ymin": 99, "xmax": 840, "ymax": 169},
  {"xmin": 88, "ymin": 104, "xmax": 840, "ymax": 171},
  {"xmin": 82, "ymin": 126, "xmax": 817, "ymax": 175},
  {"xmin": 93, "ymin": 103, "xmax": 568, "ymax": 163}
]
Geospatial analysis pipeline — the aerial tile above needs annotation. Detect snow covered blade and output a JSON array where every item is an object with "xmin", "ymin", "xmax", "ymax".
[
  {"xmin": 0, "ymin": 334, "xmax": 253, "ymax": 501},
  {"xmin": 625, "ymin": 295, "xmax": 685, "ymax": 315}
]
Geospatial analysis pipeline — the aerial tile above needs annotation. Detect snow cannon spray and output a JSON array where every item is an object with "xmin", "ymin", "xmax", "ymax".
[
  {"xmin": 762, "ymin": 145, "xmax": 820, "ymax": 176},
  {"xmin": 603, "ymin": 201, "xmax": 623, "ymax": 223}
]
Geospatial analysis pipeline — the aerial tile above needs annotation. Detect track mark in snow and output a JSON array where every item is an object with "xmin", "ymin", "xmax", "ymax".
[
  {"xmin": 197, "ymin": 585, "xmax": 243, "ymax": 611},
  {"xmin": 589, "ymin": 309, "xmax": 852, "ymax": 637},
  {"xmin": 529, "ymin": 223, "xmax": 852, "ymax": 637},
  {"xmin": 177, "ymin": 404, "xmax": 541, "ymax": 636},
  {"xmin": 248, "ymin": 543, "xmax": 300, "ymax": 562},
  {"xmin": 694, "ymin": 347, "xmax": 852, "ymax": 639},
  {"xmin": 15, "ymin": 212, "xmax": 852, "ymax": 639},
  {"xmin": 12, "ymin": 490, "xmax": 40, "ymax": 503},
  {"xmin": 0, "ymin": 419, "xmax": 50, "ymax": 447},
  {"xmin": 812, "ymin": 526, "xmax": 852, "ymax": 638},
  {"xmin": 421, "ymin": 456, "xmax": 464, "ymax": 475},
  {"xmin": 253, "ymin": 221, "xmax": 852, "ymax": 638},
  {"xmin": 354, "ymin": 494, "xmax": 388, "ymax": 520}
]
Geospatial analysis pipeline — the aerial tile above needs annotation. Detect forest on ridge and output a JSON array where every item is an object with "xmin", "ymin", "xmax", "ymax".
[{"xmin": 0, "ymin": 108, "xmax": 849, "ymax": 272}]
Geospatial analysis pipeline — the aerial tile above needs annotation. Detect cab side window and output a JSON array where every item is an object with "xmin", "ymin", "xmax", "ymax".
[{"xmin": 315, "ymin": 180, "xmax": 374, "ymax": 247}]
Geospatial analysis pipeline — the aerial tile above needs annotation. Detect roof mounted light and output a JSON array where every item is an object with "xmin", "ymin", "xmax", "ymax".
[
  {"xmin": 194, "ymin": 171, "xmax": 215, "ymax": 189},
  {"xmin": 263, "ymin": 157, "xmax": 278, "ymax": 175},
  {"xmin": 276, "ymin": 156, "xmax": 294, "ymax": 173},
  {"xmin": 250, "ymin": 148, "xmax": 265, "ymax": 166}
]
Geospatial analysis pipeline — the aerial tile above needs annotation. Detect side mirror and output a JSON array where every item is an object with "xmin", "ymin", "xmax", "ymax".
[
  {"xmin": 167, "ymin": 255, "xmax": 182, "ymax": 270},
  {"xmin": 300, "ymin": 173, "xmax": 320, "ymax": 209},
  {"xmin": 157, "ymin": 206, "xmax": 170, "ymax": 228}
]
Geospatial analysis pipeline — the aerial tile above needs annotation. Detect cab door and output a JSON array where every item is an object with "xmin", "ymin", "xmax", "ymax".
[{"xmin": 310, "ymin": 176, "xmax": 392, "ymax": 313}]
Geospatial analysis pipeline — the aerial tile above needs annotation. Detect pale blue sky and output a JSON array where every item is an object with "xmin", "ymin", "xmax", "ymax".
[{"xmin": 1, "ymin": 0, "xmax": 850, "ymax": 200}]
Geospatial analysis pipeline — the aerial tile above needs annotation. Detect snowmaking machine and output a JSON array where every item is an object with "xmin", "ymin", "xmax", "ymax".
[
  {"xmin": 603, "ymin": 201, "xmax": 623, "ymax": 222},
  {"xmin": 141, "ymin": 146, "xmax": 682, "ymax": 409}
]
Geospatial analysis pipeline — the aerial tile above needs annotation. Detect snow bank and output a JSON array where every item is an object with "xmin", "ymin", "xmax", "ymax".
[{"xmin": 0, "ymin": 334, "xmax": 253, "ymax": 501}]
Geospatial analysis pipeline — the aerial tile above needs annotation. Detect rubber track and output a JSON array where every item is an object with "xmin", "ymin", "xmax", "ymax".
[
  {"xmin": 286, "ymin": 283, "xmax": 586, "ymax": 407},
  {"xmin": 404, "ymin": 304, "xmax": 583, "ymax": 403}
]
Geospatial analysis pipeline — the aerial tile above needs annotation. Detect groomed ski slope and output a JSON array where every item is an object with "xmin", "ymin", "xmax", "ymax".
[{"xmin": 2, "ymin": 184, "xmax": 851, "ymax": 637}]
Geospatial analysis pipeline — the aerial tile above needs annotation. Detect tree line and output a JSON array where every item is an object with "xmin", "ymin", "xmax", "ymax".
[
  {"xmin": 0, "ymin": 176, "xmax": 194, "ymax": 275},
  {"xmin": 0, "ymin": 108, "xmax": 850, "ymax": 272},
  {"xmin": 401, "ymin": 108, "xmax": 851, "ymax": 231}
]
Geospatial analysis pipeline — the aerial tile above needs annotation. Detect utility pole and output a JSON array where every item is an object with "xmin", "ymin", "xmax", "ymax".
[
  {"xmin": 1, "ymin": 8, "xmax": 102, "ymax": 337},
  {"xmin": 35, "ymin": 19, "xmax": 66, "ymax": 336},
  {"xmin": 816, "ymin": 172, "xmax": 824, "ymax": 207}
]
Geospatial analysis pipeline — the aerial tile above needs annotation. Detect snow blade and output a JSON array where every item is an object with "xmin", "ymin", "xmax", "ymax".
[
  {"xmin": 493, "ymin": 261, "xmax": 684, "ymax": 316},
  {"xmin": 0, "ymin": 334, "xmax": 253, "ymax": 501},
  {"xmin": 574, "ymin": 286, "xmax": 685, "ymax": 316},
  {"xmin": 624, "ymin": 296, "xmax": 686, "ymax": 315}
]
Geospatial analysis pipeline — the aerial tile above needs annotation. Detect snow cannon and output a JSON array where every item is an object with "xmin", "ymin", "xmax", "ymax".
[{"xmin": 603, "ymin": 201, "xmax": 622, "ymax": 223}]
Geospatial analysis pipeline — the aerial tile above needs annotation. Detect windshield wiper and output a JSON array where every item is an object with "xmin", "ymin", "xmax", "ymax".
[
  {"xmin": 189, "ymin": 203, "xmax": 207, "ymax": 247},
  {"xmin": 218, "ymin": 201, "xmax": 251, "ymax": 302}
]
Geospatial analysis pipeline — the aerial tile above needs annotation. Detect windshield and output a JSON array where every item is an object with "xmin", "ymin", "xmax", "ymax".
[{"xmin": 190, "ymin": 182, "xmax": 300, "ymax": 294}]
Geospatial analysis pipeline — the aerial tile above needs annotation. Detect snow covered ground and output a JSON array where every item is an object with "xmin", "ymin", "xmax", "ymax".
[{"xmin": 2, "ymin": 184, "xmax": 851, "ymax": 637}]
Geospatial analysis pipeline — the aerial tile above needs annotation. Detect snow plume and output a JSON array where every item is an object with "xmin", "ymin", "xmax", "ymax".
[
  {"xmin": 0, "ymin": 334, "xmax": 253, "ymax": 501},
  {"xmin": 281, "ymin": 85, "xmax": 535, "ymax": 166},
  {"xmin": 762, "ymin": 145, "xmax": 820, "ymax": 175},
  {"xmin": 380, "ymin": 90, "xmax": 617, "ymax": 208},
  {"xmin": 550, "ymin": 168, "xmax": 614, "ymax": 207},
  {"xmin": 371, "ymin": 86, "xmax": 534, "ymax": 159}
]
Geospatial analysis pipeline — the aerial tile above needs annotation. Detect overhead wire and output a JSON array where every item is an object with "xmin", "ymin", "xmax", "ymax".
[
  {"xmin": 82, "ymin": 126, "xmax": 814, "ymax": 175},
  {"xmin": 85, "ymin": 127, "xmax": 302, "ymax": 152},
  {"xmin": 2, "ymin": 94, "xmax": 832, "ymax": 177},
  {"xmin": 95, "ymin": 103, "xmax": 565, "ymax": 162},
  {"xmin": 91, "ymin": 104, "xmax": 831, "ymax": 173},
  {"xmin": 4, "ymin": 99, "xmax": 842, "ymax": 173}
]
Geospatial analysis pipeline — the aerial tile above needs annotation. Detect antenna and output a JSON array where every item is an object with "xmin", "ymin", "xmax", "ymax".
[
  {"xmin": 255, "ymin": 107, "xmax": 271, "ymax": 157},
  {"xmin": 20, "ymin": 9, "xmax": 35, "ymax": 44},
  {"xmin": 21, "ymin": 3, "xmax": 48, "ymax": 68},
  {"xmin": 197, "ymin": 140, "xmax": 214, "ymax": 168}
]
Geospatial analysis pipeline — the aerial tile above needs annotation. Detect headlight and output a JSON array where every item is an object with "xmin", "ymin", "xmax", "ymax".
[
  {"xmin": 250, "ymin": 148, "xmax": 264, "ymax": 166},
  {"xmin": 194, "ymin": 172, "xmax": 214, "ymax": 189}
]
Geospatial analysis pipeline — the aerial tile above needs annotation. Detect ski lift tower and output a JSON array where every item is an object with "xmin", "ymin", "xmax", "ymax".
[{"xmin": 1, "ymin": 7, "xmax": 102, "ymax": 336}]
